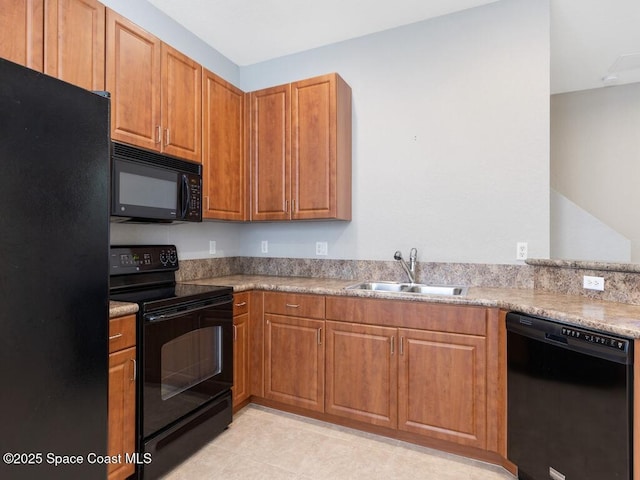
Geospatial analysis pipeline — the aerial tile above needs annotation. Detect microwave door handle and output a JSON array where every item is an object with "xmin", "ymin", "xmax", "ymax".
[{"xmin": 181, "ymin": 174, "xmax": 190, "ymax": 219}]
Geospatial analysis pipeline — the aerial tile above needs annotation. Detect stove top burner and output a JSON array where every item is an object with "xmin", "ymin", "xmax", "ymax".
[{"xmin": 110, "ymin": 282, "xmax": 231, "ymax": 309}]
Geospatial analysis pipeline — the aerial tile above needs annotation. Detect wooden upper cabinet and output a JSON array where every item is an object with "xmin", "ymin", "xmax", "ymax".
[
  {"xmin": 250, "ymin": 73, "xmax": 352, "ymax": 221},
  {"xmin": 203, "ymin": 68, "xmax": 248, "ymax": 220},
  {"xmin": 161, "ymin": 43, "xmax": 201, "ymax": 162},
  {"xmin": 106, "ymin": 9, "xmax": 201, "ymax": 162},
  {"xmin": 291, "ymin": 73, "xmax": 352, "ymax": 220},
  {"xmin": 44, "ymin": 0, "xmax": 105, "ymax": 90},
  {"xmin": 106, "ymin": 8, "xmax": 161, "ymax": 151},
  {"xmin": 250, "ymin": 84, "xmax": 291, "ymax": 221},
  {"xmin": 0, "ymin": 0, "xmax": 44, "ymax": 71}
]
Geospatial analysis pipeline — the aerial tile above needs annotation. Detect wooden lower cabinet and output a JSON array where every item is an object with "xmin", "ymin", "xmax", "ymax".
[
  {"xmin": 324, "ymin": 295, "xmax": 495, "ymax": 452},
  {"xmin": 264, "ymin": 313, "xmax": 325, "ymax": 412},
  {"xmin": 108, "ymin": 314, "xmax": 136, "ymax": 480},
  {"xmin": 325, "ymin": 321, "xmax": 397, "ymax": 428},
  {"xmin": 251, "ymin": 292, "xmax": 504, "ymax": 465},
  {"xmin": 232, "ymin": 292, "xmax": 250, "ymax": 408},
  {"xmin": 397, "ymin": 328, "xmax": 487, "ymax": 449}
]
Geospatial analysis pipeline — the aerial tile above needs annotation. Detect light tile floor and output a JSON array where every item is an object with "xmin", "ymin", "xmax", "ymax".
[{"xmin": 162, "ymin": 405, "xmax": 516, "ymax": 480}]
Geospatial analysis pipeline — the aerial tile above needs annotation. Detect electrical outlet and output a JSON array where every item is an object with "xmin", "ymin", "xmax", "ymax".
[
  {"xmin": 261, "ymin": 240, "xmax": 268, "ymax": 253},
  {"xmin": 209, "ymin": 240, "xmax": 216, "ymax": 255},
  {"xmin": 516, "ymin": 242, "xmax": 528, "ymax": 260},
  {"xmin": 316, "ymin": 242, "xmax": 328, "ymax": 256},
  {"xmin": 583, "ymin": 275, "xmax": 605, "ymax": 291}
]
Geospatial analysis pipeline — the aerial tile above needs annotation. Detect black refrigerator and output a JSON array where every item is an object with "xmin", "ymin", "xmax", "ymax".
[{"xmin": 0, "ymin": 58, "xmax": 110, "ymax": 479}]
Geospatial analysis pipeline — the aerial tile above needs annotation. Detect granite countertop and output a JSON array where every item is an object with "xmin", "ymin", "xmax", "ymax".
[
  {"xmin": 109, "ymin": 300, "xmax": 138, "ymax": 318},
  {"xmin": 110, "ymin": 274, "xmax": 640, "ymax": 338}
]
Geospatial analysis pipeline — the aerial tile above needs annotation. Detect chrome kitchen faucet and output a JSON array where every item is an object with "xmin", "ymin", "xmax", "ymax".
[{"xmin": 394, "ymin": 248, "xmax": 417, "ymax": 284}]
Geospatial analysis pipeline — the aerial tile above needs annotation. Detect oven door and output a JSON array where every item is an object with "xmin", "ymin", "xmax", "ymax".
[{"xmin": 142, "ymin": 296, "xmax": 233, "ymax": 438}]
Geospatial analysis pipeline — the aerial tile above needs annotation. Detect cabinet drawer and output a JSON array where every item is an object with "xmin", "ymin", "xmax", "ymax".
[
  {"xmin": 263, "ymin": 292, "xmax": 325, "ymax": 319},
  {"xmin": 233, "ymin": 292, "xmax": 250, "ymax": 316},
  {"xmin": 109, "ymin": 314, "xmax": 136, "ymax": 353}
]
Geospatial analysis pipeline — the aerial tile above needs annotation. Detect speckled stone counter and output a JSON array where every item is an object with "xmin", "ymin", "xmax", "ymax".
[
  {"xmin": 181, "ymin": 274, "xmax": 640, "ymax": 338},
  {"xmin": 109, "ymin": 301, "xmax": 138, "ymax": 318}
]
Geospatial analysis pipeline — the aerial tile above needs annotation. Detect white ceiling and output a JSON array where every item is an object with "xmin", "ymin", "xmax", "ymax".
[
  {"xmin": 146, "ymin": 0, "xmax": 640, "ymax": 94},
  {"xmin": 145, "ymin": 0, "xmax": 498, "ymax": 65}
]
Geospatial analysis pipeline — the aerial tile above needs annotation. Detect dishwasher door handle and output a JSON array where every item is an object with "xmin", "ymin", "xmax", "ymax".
[{"xmin": 545, "ymin": 333, "xmax": 568, "ymax": 344}]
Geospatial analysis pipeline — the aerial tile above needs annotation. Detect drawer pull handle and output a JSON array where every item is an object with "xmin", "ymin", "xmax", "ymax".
[
  {"xmin": 285, "ymin": 303, "xmax": 300, "ymax": 308},
  {"xmin": 233, "ymin": 325, "xmax": 237, "ymax": 342},
  {"xmin": 109, "ymin": 333, "xmax": 123, "ymax": 341},
  {"xmin": 391, "ymin": 336, "xmax": 395, "ymax": 355},
  {"xmin": 235, "ymin": 301, "xmax": 247, "ymax": 307},
  {"xmin": 317, "ymin": 327, "xmax": 322, "ymax": 345}
]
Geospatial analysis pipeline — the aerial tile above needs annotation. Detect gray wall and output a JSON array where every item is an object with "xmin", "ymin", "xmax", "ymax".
[
  {"xmin": 551, "ymin": 82, "xmax": 640, "ymax": 261},
  {"xmin": 110, "ymin": 0, "xmax": 551, "ymax": 264}
]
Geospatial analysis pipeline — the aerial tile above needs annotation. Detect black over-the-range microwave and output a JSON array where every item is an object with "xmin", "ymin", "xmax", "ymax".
[{"xmin": 110, "ymin": 142, "xmax": 202, "ymax": 223}]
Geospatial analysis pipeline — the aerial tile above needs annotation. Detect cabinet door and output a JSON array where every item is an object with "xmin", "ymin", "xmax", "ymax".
[
  {"xmin": 325, "ymin": 321, "xmax": 398, "ymax": 428},
  {"xmin": 44, "ymin": 0, "xmax": 104, "ymax": 90},
  {"xmin": 233, "ymin": 312, "xmax": 250, "ymax": 408},
  {"xmin": 250, "ymin": 84, "xmax": 291, "ymax": 220},
  {"xmin": 291, "ymin": 73, "xmax": 351, "ymax": 220},
  {"xmin": 106, "ymin": 8, "xmax": 161, "ymax": 151},
  {"xmin": 398, "ymin": 328, "xmax": 487, "ymax": 449},
  {"xmin": 203, "ymin": 68, "xmax": 248, "ymax": 220},
  {"xmin": 161, "ymin": 43, "xmax": 201, "ymax": 162},
  {"xmin": 264, "ymin": 313, "xmax": 324, "ymax": 412},
  {"xmin": 108, "ymin": 346, "xmax": 136, "ymax": 480},
  {"xmin": 0, "ymin": 0, "xmax": 44, "ymax": 71}
]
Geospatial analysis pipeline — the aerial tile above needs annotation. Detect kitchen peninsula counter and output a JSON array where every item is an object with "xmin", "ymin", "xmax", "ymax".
[{"xmin": 176, "ymin": 274, "xmax": 640, "ymax": 338}]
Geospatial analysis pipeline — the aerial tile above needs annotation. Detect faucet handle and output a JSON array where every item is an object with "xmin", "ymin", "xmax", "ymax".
[{"xmin": 409, "ymin": 248, "xmax": 417, "ymax": 260}]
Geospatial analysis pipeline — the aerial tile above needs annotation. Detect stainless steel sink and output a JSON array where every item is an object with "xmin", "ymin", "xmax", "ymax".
[
  {"xmin": 346, "ymin": 281, "xmax": 466, "ymax": 296},
  {"xmin": 349, "ymin": 281, "xmax": 406, "ymax": 292},
  {"xmin": 402, "ymin": 284, "xmax": 466, "ymax": 295}
]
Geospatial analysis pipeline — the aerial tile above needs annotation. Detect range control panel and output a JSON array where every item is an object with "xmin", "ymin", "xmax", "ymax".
[
  {"xmin": 561, "ymin": 326, "xmax": 628, "ymax": 351},
  {"xmin": 109, "ymin": 245, "xmax": 178, "ymax": 275}
]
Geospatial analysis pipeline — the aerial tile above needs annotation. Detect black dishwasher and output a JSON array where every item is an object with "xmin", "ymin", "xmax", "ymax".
[{"xmin": 506, "ymin": 312, "xmax": 633, "ymax": 480}]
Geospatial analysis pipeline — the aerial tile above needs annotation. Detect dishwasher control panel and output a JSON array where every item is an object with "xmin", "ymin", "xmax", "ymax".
[{"xmin": 561, "ymin": 326, "xmax": 629, "ymax": 351}]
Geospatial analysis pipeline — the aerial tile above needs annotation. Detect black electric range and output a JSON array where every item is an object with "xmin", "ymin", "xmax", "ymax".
[{"xmin": 109, "ymin": 245, "xmax": 234, "ymax": 479}]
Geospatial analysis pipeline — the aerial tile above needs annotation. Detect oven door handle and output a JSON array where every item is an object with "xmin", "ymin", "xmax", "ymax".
[{"xmin": 144, "ymin": 295, "xmax": 233, "ymax": 322}]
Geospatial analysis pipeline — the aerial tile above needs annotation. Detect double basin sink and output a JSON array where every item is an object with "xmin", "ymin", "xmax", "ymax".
[{"xmin": 346, "ymin": 281, "xmax": 466, "ymax": 296}]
